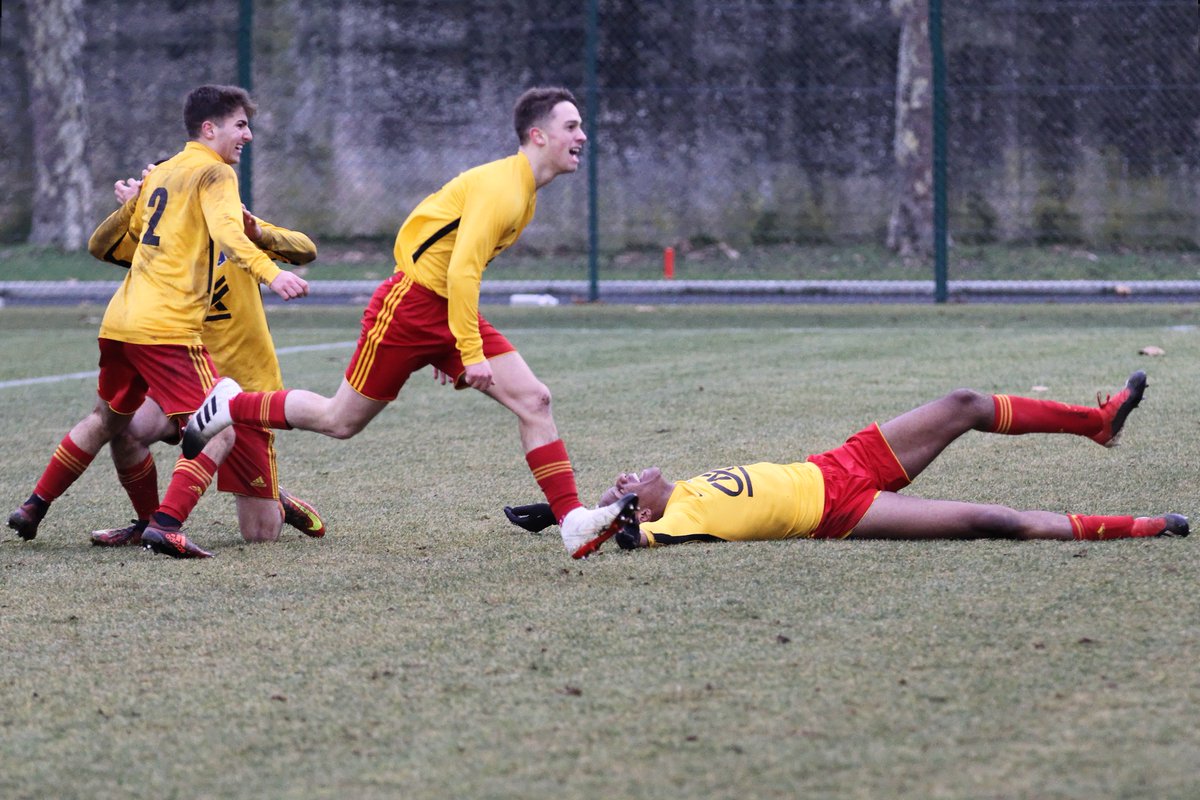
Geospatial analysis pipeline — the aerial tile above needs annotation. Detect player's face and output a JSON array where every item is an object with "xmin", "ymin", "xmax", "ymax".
[
  {"xmin": 207, "ymin": 108, "xmax": 253, "ymax": 165},
  {"xmin": 599, "ymin": 467, "xmax": 663, "ymax": 506},
  {"xmin": 537, "ymin": 101, "xmax": 586, "ymax": 176}
]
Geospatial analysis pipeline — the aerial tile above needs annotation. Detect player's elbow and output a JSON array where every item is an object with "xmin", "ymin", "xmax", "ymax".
[
  {"xmin": 291, "ymin": 236, "xmax": 318, "ymax": 265},
  {"xmin": 86, "ymin": 236, "xmax": 106, "ymax": 261}
]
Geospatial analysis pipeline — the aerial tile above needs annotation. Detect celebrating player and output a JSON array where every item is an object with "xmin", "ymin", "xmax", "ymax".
[
  {"xmin": 504, "ymin": 371, "xmax": 1189, "ymax": 549},
  {"xmin": 180, "ymin": 87, "xmax": 635, "ymax": 558},
  {"xmin": 7, "ymin": 85, "xmax": 310, "ymax": 558},
  {"xmin": 84, "ymin": 164, "xmax": 326, "ymax": 549}
]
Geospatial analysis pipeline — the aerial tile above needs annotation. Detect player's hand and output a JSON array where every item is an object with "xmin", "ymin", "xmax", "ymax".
[
  {"xmin": 431, "ymin": 367, "xmax": 454, "ymax": 386},
  {"xmin": 268, "ymin": 270, "xmax": 309, "ymax": 300},
  {"xmin": 113, "ymin": 178, "xmax": 142, "ymax": 203},
  {"xmin": 114, "ymin": 164, "xmax": 156, "ymax": 203},
  {"xmin": 461, "ymin": 360, "xmax": 494, "ymax": 391},
  {"xmin": 242, "ymin": 206, "xmax": 263, "ymax": 242}
]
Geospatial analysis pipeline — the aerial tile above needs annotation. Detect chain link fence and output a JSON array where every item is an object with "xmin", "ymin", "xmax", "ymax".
[
  {"xmin": 2, "ymin": 0, "xmax": 1198, "ymax": 285},
  {"xmin": 944, "ymin": 1, "xmax": 1200, "ymax": 276}
]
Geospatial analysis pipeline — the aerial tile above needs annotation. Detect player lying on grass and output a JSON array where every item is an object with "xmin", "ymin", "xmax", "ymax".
[{"xmin": 503, "ymin": 371, "xmax": 1189, "ymax": 550}]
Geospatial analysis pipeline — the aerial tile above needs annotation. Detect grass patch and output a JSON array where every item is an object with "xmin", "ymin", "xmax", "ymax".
[
  {"xmin": 4, "ymin": 241, "xmax": 1200, "ymax": 282},
  {"xmin": 2, "ymin": 305, "xmax": 1199, "ymax": 798}
]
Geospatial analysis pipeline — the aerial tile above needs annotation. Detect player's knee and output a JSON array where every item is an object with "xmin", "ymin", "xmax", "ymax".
[
  {"xmin": 240, "ymin": 512, "xmax": 282, "ymax": 543},
  {"xmin": 109, "ymin": 429, "xmax": 139, "ymax": 456},
  {"xmin": 946, "ymin": 387, "xmax": 986, "ymax": 408},
  {"xmin": 323, "ymin": 417, "xmax": 366, "ymax": 439},
  {"xmin": 241, "ymin": 524, "xmax": 281, "ymax": 543},
  {"xmin": 945, "ymin": 387, "xmax": 991, "ymax": 422},
  {"xmin": 968, "ymin": 504, "xmax": 1025, "ymax": 539},
  {"xmin": 514, "ymin": 383, "xmax": 553, "ymax": 419}
]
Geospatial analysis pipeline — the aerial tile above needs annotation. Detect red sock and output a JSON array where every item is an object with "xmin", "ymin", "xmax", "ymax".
[
  {"xmin": 990, "ymin": 395, "xmax": 1101, "ymax": 438},
  {"xmin": 1069, "ymin": 514, "xmax": 1135, "ymax": 540},
  {"xmin": 117, "ymin": 453, "xmax": 159, "ymax": 520},
  {"xmin": 157, "ymin": 453, "xmax": 217, "ymax": 523},
  {"xmin": 230, "ymin": 390, "xmax": 293, "ymax": 430},
  {"xmin": 34, "ymin": 435, "xmax": 96, "ymax": 501},
  {"xmin": 526, "ymin": 440, "xmax": 584, "ymax": 523}
]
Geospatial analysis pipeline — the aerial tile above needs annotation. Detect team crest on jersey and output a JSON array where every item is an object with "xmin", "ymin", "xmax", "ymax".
[{"xmin": 701, "ymin": 467, "xmax": 755, "ymax": 498}]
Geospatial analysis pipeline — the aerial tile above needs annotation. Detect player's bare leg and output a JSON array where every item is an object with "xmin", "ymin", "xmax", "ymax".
[
  {"xmin": 281, "ymin": 379, "xmax": 388, "ymax": 440},
  {"xmin": 854, "ymin": 494, "xmax": 1073, "ymax": 540},
  {"xmin": 878, "ymin": 373, "xmax": 1146, "ymax": 482},
  {"xmin": 483, "ymin": 352, "xmax": 560, "ymax": 451},
  {"xmin": 853, "ymin": 493, "xmax": 1187, "ymax": 541},
  {"xmin": 876, "ymin": 388, "xmax": 995, "ymax": 480}
]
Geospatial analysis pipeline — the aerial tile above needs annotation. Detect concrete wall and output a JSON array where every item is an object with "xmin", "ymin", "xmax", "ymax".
[{"xmin": 2, "ymin": 0, "xmax": 1197, "ymax": 252}]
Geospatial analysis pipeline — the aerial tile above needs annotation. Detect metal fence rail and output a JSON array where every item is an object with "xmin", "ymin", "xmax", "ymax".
[{"xmin": 6, "ymin": 280, "xmax": 1200, "ymax": 308}]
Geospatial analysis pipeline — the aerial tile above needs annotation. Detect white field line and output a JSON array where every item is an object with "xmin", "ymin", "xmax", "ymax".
[
  {"xmin": 0, "ymin": 327, "xmax": 838, "ymax": 391},
  {"xmin": 0, "ymin": 341, "xmax": 357, "ymax": 390}
]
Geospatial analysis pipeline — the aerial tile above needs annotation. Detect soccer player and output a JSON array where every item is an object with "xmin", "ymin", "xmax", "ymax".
[
  {"xmin": 85, "ymin": 165, "xmax": 326, "ymax": 548},
  {"xmin": 503, "ymin": 372, "xmax": 1190, "ymax": 549},
  {"xmin": 180, "ymin": 87, "xmax": 635, "ymax": 558},
  {"xmin": 6, "ymin": 84, "xmax": 310, "ymax": 558}
]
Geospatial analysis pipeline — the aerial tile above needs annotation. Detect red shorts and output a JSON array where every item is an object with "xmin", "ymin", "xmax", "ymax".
[
  {"xmin": 344, "ymin": 272, "xmax": 516, "ymax": 402},
  {"xmin": 216, "ymin": 423, "xmax": 278, "ymax": 498},
  {"xmin": 97, "ymin": 338, "xmax": 217, "ymax": 417},
  {"xmin": 807, "ymin": 423, "xmax": 911, "ymax": 539}
]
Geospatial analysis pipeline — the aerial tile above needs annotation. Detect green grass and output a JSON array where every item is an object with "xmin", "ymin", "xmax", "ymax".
[
  {"xmin": 3, "ymin": 305, "xmax": 1200, "ymax": 799},
  {"xmin": 4, "ymin": 241, "xmax": 1200, "ymax": 282}
]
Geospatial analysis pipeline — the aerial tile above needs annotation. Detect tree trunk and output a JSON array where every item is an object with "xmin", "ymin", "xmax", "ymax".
[
  {"xmin": 887, "ymin": 0, "xmax": 933, "ymax": 257},
  {"xmin": 26, "ymin": 0, "xmax": 90, "ymax": 249}
]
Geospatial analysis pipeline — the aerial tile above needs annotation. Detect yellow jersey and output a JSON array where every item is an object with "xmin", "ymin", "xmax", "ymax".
[
  {"xmin": 98, "ymin": 142, "xmax": 281, "ymax": 346},
  {"xmin": 202, "ymin": 221, "xmax": 315, "ymax": 391},
  {"xmin": 641, "ymin": 462, "xmax": 826, "ymax": 545},
  {"xmin": 89, "ymin": 189, "xmax": 314, "ymax": 392},
  {"xmin": 392, "ymin": 153, "xmax": 537, "ymax": 366}
]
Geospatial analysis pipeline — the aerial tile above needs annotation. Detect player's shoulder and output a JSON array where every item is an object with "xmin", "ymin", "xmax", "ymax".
[
  {"xmin": 151, "ymin": 148, "xmax": 234, "ymax": 189},
  {"xmin": 194, "ymin": 158, "xmax": 236, "ymax": 180},
  {"xmin": 463, "ymin": 153, "xmax": 523, "ymax": 182},
  {"xmin": 459, "ymin": 154, "xmax": 529, "ymax": 205}
]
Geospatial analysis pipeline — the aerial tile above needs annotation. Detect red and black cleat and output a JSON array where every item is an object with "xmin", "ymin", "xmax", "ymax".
[{"xmin": 142, "ymin": 525, "xmax": 213, "ymax": 559}]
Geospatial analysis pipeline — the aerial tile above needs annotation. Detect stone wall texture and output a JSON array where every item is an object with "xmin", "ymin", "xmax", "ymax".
[{"xmin": 2, "ymin": 0, "xmax": 1197, "ymax": 251}]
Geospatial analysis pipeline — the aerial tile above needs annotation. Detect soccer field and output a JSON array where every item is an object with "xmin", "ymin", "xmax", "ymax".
[{"xmin": 2, "ymin": 304, "xmax": 1199, "ymax": 799}]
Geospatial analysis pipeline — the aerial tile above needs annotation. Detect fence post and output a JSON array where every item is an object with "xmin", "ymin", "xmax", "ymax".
[
  {"xmin": 930, "ymin": 0, "xmax": 948, "ymax": 303},
  {"xmin": 585, "ymin": 0, "xmax": 600, "ymax": 302},
  {"xmin": 238, "ymin": 0, "xmax": 254, "ymax": 209}
]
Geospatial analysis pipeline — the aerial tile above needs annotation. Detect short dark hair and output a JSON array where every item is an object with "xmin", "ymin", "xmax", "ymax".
[
  {"xmin": 184, "ymin": 85, "xmax": 257, "ymax": 138},
  {"xmin": 513, "ymin": 87, "xmax": 578, "ymax": 144}
]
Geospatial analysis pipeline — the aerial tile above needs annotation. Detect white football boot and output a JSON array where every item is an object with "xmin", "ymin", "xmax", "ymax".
[
  {"xmin": 560, "ymin": 493, "xmax": 639, "ymax": 559},
  {"xmin": 181, "ymin": 377, "xmax": 242, "ymax": 458}
]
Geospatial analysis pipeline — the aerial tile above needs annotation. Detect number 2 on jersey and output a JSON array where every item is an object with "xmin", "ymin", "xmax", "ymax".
[{"xmin": 141, "ymin": 187, "xmax": 169, "ymax": 246}]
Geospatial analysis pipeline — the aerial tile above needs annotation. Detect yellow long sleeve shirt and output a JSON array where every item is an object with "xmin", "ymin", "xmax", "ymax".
[
  {"xmin": 392, "ymin": 152, "xmax": 537, "ymax": 365},
  {"xmin": 98, "ymin": 142, "xmax": 282, "ymax": 346},
  {"xmin": 641, "ymin": 462, "xmax": 827, "ymax": 545},
  {"xmin": 89, "ymin": 183, "xmax": 314, "ymax": 391}
]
